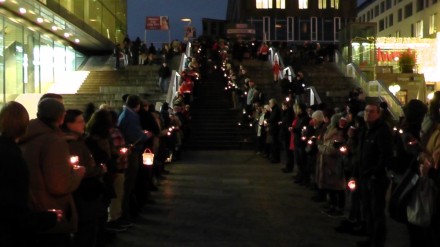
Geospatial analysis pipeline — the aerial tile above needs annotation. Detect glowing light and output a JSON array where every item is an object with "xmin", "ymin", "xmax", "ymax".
[
  {"xmin": 142, "ymin": 149, "xmax": 154, "ymax": 166},
  {"xmin": 388, "ymin": 84, "xmax": 401, "ymax": 95},
  {"xmin": 64, "ymin": 32, "xmax": 70, "ymax": 38},
  {"xmin": 348, "ymin": 179, "xmax": 356, "ymax": 191},
  {"xmin": 119, "ymin": 147, "xmax": 128, "ymax": 154},
  {"xmin": 19, "ymin": 7, "xmax": 26, "ymax": 14},
  {"xmin": 339, "ymin": 146, "xmax": 348, "ymax": 153},
  {"xmin": 70, "ymin": 156, "xmax": 79, "ymax": 164},
  {"xmin": 428, "ymin": 92, "xmax": 434, "ymax": 100},
  {"xmin": 37, "ymin": 17, "xmax": 43, "ymax": 23},
  {"xmin": 51, "ymin": 26, "xmax": 58, "ymax": 31},
  {"xmin": 74, "ymin": 39, "xmax": 80, "ymax": 43}
]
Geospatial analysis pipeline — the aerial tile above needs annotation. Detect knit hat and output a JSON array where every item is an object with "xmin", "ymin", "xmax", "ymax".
[
  {"xmin": 311, "ymin": 110, "xmax": 324, "ymax": 122},
  {"xmin": 37, "ymin": 98, "xmax": 65, "ymax": 121}
]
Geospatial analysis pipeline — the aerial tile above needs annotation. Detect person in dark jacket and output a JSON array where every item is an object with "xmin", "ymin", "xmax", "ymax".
[
  {"xmin": 158, "ymin": 62, "xmax": 172, "ymax": 93},
  {"xmin": 117, "ymin": 95, "xmax": 153, "ymax": 221},
  {"xmin": 268, "ymin": 98, "xmax": 282, "ymax": 163},
  {"xmin": 280, "ymin": 101, "xmax": 295, "ymax": 172},
  {"xmin": 62, "ymin": 109, "xmax": 108, "ymax": 246},
  {"xmin": 0, "ymin": 101, "xmax": 57, "ymax": 247},
  {"xmin": 356, "ymin": 103, "xmax": 393, "ymax": 247}
]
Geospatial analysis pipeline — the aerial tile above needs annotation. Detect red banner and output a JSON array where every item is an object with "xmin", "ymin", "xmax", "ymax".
[{"xmin": 146, "ymin": 16, "xmax": 169, "ymax": 30}]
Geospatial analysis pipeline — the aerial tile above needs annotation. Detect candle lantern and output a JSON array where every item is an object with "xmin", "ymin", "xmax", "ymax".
[
  {"xmin": 142, "ymin": 148, "xmax": 154, "ymax": 166},
  {"xmin": 348, "ymin": 178, "xmax": 356, "ymax": 191}
]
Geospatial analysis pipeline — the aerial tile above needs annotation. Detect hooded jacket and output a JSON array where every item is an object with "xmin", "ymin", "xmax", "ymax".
[{"xmin": 20, "ymin": 119, "xmax": 82, "ymax": 233}]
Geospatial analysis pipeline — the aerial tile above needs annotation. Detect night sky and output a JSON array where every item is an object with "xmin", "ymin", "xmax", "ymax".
[
  {"xmin": 127, "ymin": 0, "xmax": 366, "ymax": 44},
  {"xmin": 127, "ymin": 0, "xmax": 228, "ymax": 44}
]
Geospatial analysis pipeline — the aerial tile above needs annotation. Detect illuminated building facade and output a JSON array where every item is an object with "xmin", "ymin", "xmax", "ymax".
[
  {"xmin": 0, "ymin": 0, "xmax": 127, "ymax": 104},
  {"xmin": 357, "ymin": 0, "xmax": 440, "ymax": 91},
  {"xmin": 226, "ymin": 0, "xmax": 357, "ymax": 42}
]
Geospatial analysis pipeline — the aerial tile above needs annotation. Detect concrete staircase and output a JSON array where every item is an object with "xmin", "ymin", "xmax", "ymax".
[
  {"xmin": 186, "ymin": 70, "xmax": 251, "ymax": 150},
  {"xmin": 302, "ymin": 63, "xmax": 355, "ymax": 108},
  {"xmin": 62, "ymin": 65, "xmax": 166, "ymax": 112},
  {"xmin": 238, "ymin": 59, "xmax": 283, "ymax": 102}
]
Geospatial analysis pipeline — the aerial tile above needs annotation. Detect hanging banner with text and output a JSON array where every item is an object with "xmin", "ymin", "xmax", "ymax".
[{"xmin": 146, "ymin": 16, "xmax": 169, "ymax": 30}]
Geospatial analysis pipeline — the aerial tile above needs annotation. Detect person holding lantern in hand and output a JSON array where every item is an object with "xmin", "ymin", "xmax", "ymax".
[{"xmin": 118, "ymin": 95, "xmax": 153, "ymax": 222}]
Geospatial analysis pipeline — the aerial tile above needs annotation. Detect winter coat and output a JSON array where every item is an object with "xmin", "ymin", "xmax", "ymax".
[
  {"xmin": 357, "ymin": 119, "xmax": 393, "ymax": 179},
  {"xmin": 20, "ymin": 119, "xmax": 82, "ymax": 233},
  {"xmin": 118, "ymin": 106, "xmax": 149, "ymax": 153},
  {"xmin": 317, "ymin": 127, "xmax": 346, "ymax": 190},
  {"xmin": 0, "ymin": 135, "xmax": 57, "ymax": 246},
  {"xmin": 64, "ymin": 132, "xmax": 107, "ymax": 222}
]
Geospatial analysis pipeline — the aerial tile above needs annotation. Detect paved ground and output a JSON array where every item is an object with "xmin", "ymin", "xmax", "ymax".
[{"xmin": 109, "ymin": 150, "xmax": 410, "ymax": 247}]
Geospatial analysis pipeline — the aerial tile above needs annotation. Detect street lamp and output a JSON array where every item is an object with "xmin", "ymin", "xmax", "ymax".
[{"xmin": 180, "ymin": 18, "xmax": 192, "ymax": 26}]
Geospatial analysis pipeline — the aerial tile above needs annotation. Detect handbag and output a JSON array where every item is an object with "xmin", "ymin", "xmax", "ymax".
[
  {"xmin": 388, "ymin": 165, "xmax": 420, "ymax": 223},
  {"xmin": 407, "ymin": 177, "xmax": 437, "ymax": 227}
]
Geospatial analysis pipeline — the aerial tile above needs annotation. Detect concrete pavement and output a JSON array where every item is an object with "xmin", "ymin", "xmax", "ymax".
[{"xmin": 108, "ymin": 150, "xmax": 410, "ymax": 247}]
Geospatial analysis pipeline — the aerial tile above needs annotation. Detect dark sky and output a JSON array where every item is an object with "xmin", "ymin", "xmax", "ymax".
[
  {"xmin": 127, "ymin": 0, "xmax": 228, "ymax": 44},
  {"xmin": 127, "ymin": 0, "xmax": 366, "ymax": 44}
]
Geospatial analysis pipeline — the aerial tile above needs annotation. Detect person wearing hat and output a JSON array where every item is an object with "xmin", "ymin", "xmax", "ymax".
[{"xmin": 20, "ymin": 98, "xmax": 85, "ymax": 246}]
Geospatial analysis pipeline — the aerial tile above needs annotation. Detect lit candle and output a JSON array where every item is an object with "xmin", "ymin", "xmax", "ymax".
[
  {"xmin": 70, "ymin": 155, "xmax": 79, "ymax": 164},
  {"xmin": 348, "ymin": 179, "xmax": 356, "ymax": 191},
  {"xmin": 119, "ymin": 147, "xmax": 128, "ymax": 154},
  {"xmin": 339, "ymin": 146, "xmax": 348, "ymax": 154}
]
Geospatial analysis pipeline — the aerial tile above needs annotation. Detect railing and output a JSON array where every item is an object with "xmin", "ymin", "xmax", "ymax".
[
  {"xmin": 270, "ymin": 47, "xmax": 322, "ymax": 106},
  {"xmin": 166, "ymin": 42, "xmax": 192, "ymax": 106},
  {"xmin": 335, "ymin": 51, "xmax": 404, "ymax": 120}
]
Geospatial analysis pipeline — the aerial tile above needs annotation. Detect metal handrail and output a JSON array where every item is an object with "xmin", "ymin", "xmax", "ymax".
[
  {"xmin": 270, "ymin": 47, "xmax": 322, "ymax": 106},
  {"xmin": 166, "ymin": 42, "xmax": 193, "ymax": 106},
  {"xmin": 335, "ymin": 50, "xmax": 404, "ymax": 120}
]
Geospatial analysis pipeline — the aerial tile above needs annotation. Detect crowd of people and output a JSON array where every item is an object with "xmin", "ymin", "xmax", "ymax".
[
  {"xmin": 0, "ymin": 36, "xmax": 212, "ymax": 247},
  {"xmin": 114, "ymin": 35, "xmax": 186, "ymax": 69},
  {"xmin": 0, "ymin": 91, "xmax": 194, "ymax": 247},
  {"xmin": 222, "ymin": 38, "xmax": 440, "ymax": 247},
  {"xmin": 2, "ymin": 35, "xmax": 440, "ymax": 247}
]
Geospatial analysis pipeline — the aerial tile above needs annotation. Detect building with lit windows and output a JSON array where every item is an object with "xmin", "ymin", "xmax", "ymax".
[
  {"xmin": 357, "ymin": 0, "xmax": 440, "ymax": 90},
  {"xmin": 0, "ymin": 0, "xmax": 127, "ymax": 105},
  {"xmin": 226, "ymin": 0, "xmax": 357, "ymax": 42}
]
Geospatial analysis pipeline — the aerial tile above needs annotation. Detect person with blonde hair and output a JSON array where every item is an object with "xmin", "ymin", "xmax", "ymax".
[{"xmin": 0, "ymin": 101, "xmax": 57, "ymax": 246}]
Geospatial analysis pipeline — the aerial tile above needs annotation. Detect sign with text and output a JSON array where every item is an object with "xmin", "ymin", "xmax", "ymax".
[{"xmin": 146, "ymin": 16, "xmax": 169, "ymax": 30}]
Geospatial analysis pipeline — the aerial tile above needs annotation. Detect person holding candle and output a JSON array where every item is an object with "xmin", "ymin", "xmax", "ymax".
[
  {"xmin": 20, "ymin": 98, "xmax": 85, "ymax": 246},
  {"xmin": 0, "ymin": 101, "xmax": 58, "ymax": 246},
  {"xmin": 118, "ymin": 95, "xmax": 153, "ymax": 222},
  {"xmin": 62, "ymin": 109, "xmax": 108, "ymax": 246}
]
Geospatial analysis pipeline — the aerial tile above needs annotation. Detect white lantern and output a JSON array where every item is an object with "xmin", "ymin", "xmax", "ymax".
[
  {"xmin": 348, "ymin": 178, "xmax": 356, "ymax": 191},
  {"xmin": 142, "ymin": 148, "xmax": 154, "ymax": 166}
]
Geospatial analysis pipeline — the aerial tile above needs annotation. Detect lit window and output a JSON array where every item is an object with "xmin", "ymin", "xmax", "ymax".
[
  {"xmin": 256, "ymin": 0, "xmax": 273, "ymax": 9},
  {"xmin": 299, "ymin": 0, "xmax": 308, "ymax": 9},
  {"xmin": 416, "ymin": 20, "xmax": 423, "ymax": 37},
  {"xmin": 429, "ymin": 14, "xmax": 437, "ymax": 34},
  {"xmin": 318, "ymin": 0, "xmax": 327, "ymax": 9},
  {"xmin": 276, "ymin": 0, "xmax": 286, "ymax": 9},
  {"xmin": 331, "ymin": 0, "xmax": 340, "ymax": 9}
]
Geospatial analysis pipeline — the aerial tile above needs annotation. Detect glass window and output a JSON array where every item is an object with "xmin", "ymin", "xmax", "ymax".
[
  {"xmin": 389, "ymin": 14, "xmax": 394, "ymax": 27},
  {"xmin": 404, "ymin": 3, "xmax": 413, "ymax": 18},
  {"xmin": 311, "ymin": 17, "xmax": 318, "ymax": 41},
  {"xmin": 331, "ymin": 0, "xmax": 339, "ymax": 9},
  {"xmin": 381, "ymin": 1, "xmax": 385, "ymax": 13},
  {"xmin": 318, "ymin": 0, "xmax": 327, "ymax": 9},
  {"xmin": 4, "ymin": 20, "xmax": 24, "ymax": 102},
  {"xmin": 375, "ymin": 5, "xmax": 379, "ymax": 17},
  {"xmin": 417, "ymin": 0, "xmax": 425, "ymax": 11},
  {"xmin": 398, "ymin": 8, "xmax": 402, "ymax": 21},
  {"xmin": 39, "ymin": 35, "xmax": 54, "ymax": 93},
  {"xmin": 0, "ymin": 17, "xmax": 4, "ymax": 104},
  {"xmin": 415, "ymin": 20, "xmax": 423, "ymax": 37},
  {"xmin": 276, "ymin": 0, "xmax": 285, "ymax": 9},
  {"xmin": 386, "ymin": 0, "xmax": 392, "ymax": 9},
  {"xmin": 256, "ymin": 0, "xmax": 272, "ymax": 9},
  {"xmin": 379, "ymin": 19, "xmax": 385, "ymax": 31},
  {"xmin": 299, "ymin": 0, "xmax": 308, "ymax": 9},
  {"xmin": 429, "ymin": 14, "xmax": 437, "ymax": 34}
]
